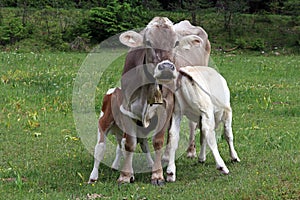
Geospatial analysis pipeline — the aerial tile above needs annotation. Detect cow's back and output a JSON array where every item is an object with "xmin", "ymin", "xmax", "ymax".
[{"xmin": 179, "ymin": 66, "xmax": 230, "ymax": 110}]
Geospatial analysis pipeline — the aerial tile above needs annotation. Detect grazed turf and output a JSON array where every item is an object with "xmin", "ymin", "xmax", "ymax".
[{"xmin": 0, "ymin": 52, "xmax": 299, "ymax": 199}]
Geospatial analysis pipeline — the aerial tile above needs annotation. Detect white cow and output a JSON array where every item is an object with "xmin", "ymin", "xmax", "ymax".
[
  {"xmin": 174, "ymin": 20, "xmax": 211, "ymax": 158},
  {"xmin": 154, "ymin": 62, "xmax": 240, "ymax": 182}
]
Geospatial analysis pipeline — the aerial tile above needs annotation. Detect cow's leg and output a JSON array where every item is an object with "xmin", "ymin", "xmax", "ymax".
[
  {"xmin": 162, "ymin": 131, "xmax": 171, "ymax": 164},
  {"xmin": 223, "ymin": 109, "xmax": 240, "ymax": 162},
  {"xmin": 88, "ymin": 128, "xmax": 106, "ymax": 183},
  {"xmin": 111, "ymin": 133, "xmax": 125, "ymax": 170},
  {"xmin": 166, "ymin": 112, "xmax": 181, "ymax": 182},
  {"xmin": 89, "ymin": 91, "xmax": 116, "ymax": 183},
  {"xmin": 118, "ymin": 134, "xmax": 136, "ymax": 184},
  {"xmin": 139, "ymin": 138, "xmax": 154, "ymax": 168},
  {"xmin": 201, "ymin": 112, "xmax": 229, "ymax": 175},
  {"xmin": 187, "ymin": 121, "xmax": 197, "ymax": 158},
  {"xmin": 111, "ymin": 145, "xmax": 122, "ymax": 170},
  {"xmin": 151, "ymin": 129, "xmax": 165, "ymax": 186}
]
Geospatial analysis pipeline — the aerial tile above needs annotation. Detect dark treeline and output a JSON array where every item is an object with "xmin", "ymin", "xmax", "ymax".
[
  {"xmin": 1, "ymin": 0, "xmax": 299, "ymax": 15},
  {"xmin": 0, "ymin": 0, "xmax": 299, "ymax": 52}
]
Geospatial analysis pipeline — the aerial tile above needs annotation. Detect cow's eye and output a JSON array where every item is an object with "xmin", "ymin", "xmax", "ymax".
[{"xmin": 174, "ymin": 41, "xmax": 179, "ymax": 48}]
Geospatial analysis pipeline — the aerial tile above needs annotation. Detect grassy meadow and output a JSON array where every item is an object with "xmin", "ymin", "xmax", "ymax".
[{"xmin": 0, "ymin": 51, "xmax": 299, "ymax": 199}]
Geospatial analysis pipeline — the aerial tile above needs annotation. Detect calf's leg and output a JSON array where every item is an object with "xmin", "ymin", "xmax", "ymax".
[
  {"xmin": 223, "ymin": 109, "xmax": 240, "ymax": 162},
  {"xmin": 88, "ymin": 129, "xmax": 107, "ymax": 183},
  {"xmin": 118, "ymin": 134, "xmax": 136, "ymax": 184},
  {"xmin": 111, "ymin": 134, "xmax": 125, "ymax": 170},
  {"xmin": 201, "ymin": 112, "xmax": 229, "ymax": 175}
]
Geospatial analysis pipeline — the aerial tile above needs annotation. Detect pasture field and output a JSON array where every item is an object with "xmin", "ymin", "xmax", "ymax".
[{"xmin": 0, "ymin": 51, "xmax": 299, "ymax": 199}]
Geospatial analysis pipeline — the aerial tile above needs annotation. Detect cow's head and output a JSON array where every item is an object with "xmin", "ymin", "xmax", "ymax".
[
  {"xmin": 120, "ymin": 17, "xmax": 179, "ymax": 105},
  {"xmin": 173, "ymin": 34, "xmax": 209, "ymax": 68},
  {"xmin": 120, "ymin": 17, "xmax": 178, "ymax": 66},
  {"xmin": 173, "ymin": 20, "xmax": 211, "ymax": 67}
]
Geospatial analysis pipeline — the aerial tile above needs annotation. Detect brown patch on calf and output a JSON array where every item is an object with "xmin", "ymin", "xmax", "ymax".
[
  {"xmin": 98, "ymin": 88, "xmax": 124, "ymax": 143},
  {"xmin": 98, "ymin": 93, "xmax": 114, "ymax": 143}
]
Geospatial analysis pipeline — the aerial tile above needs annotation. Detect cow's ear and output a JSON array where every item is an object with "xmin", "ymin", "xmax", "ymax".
[
  {"xmin": 119, "ymin": 31, "xmax": 143, "ymax": 48},
  {"xmin": 189, "ymin": 35, "xmax": 204, "ymax": 47},
  {"xmin": 181, "ymin": 35, "xmax": 204, "ymax": 49}
]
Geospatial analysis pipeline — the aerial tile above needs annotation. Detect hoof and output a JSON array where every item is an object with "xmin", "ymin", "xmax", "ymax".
[
  {"xmin": 151, "ymin": 179, "xmax": 165, "ymax": 186},
  {"xmin": 130, "ymin": 176, "xmax": 135, "ymax": 183},
  {"xmin": 166, "ymin": 173, "xmax": 176, "ymax": 182},
  {"xmin": 217, "ymin": 167, "xmax": 229, "ymax": 175},
  {"xmin": 88, "ymin": 179, "xmax": 97, "ymax": 184},
  {"xmin": 117, "ymin": 175, "xmax": 134, "ymax": 184},
  {"xmin": 198, "ymin": 155, "xmax": 206, "ymax": 163},
  {"xmin": 231, "ymin": 157, "xmax": 241, "ymax": 163},
  {"xmin": 89, "ymin": 169, "xmax": 99, "ymax": 184}
]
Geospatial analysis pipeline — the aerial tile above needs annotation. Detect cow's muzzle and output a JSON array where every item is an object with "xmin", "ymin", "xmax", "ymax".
[
  {"xmin": 154, "ymin": 60, "xmax": 177, "ymax": 83},
  {"xmin": 157, "ymin": 61, "xmax": 175, "ymax": 71}
]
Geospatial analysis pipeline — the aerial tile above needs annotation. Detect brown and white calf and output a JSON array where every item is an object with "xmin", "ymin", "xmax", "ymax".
[
  {"xmin": 154, "ymin": 62, "xmax": 240, "ymax": 181},
  {"xmin": 88, "ymin": 87, "xmax": 154, "ymax": 184}
]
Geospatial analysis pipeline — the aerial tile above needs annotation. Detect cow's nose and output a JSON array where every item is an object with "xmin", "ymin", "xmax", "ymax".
[{"xmin": 158, "ymin": 62, "xmax": 175, "ymax": 71}]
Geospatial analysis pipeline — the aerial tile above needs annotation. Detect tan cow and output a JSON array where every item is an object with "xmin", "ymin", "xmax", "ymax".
[{"xmin": 117, "ymin": 17, "xmax": 177, "ymax": 185}]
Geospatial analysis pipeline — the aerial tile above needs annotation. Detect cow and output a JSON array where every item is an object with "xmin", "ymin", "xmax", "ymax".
[
  {"xmin": 117, "ymin": 17, "xmax": 178, "ymax": 185},
  {"xmin": 169, "ymin": 20, "xmax": 211, "ymax": 159},
  {"xmin": 88, "ymin": 87, "xmax": 154, "ymax": 184},
  {"xmin": 154, "ymin": 62, "xmax": 240, "ymax": 181}
]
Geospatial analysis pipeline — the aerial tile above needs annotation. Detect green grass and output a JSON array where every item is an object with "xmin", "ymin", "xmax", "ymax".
[{"xmin": 0, "ymin": 52, "xmax": 299, "ymax": 199}]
